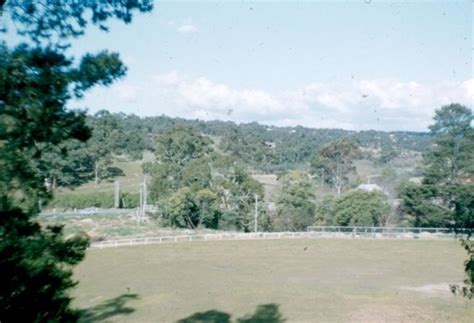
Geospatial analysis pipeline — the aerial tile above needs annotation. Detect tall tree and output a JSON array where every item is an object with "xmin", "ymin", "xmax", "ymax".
[
  {"xmin": 424, "ymin": 104, "xmax": 474, "ymax": 185},
  {"xmin": 155, "ymin": 124, "xmax": 212, "ymax": 166},
  {"xmin": 275, "ymin": 172, "xmax": 316, "ymax": 231},
  {"xmin": 310, "ymin": 138, "xmax": 360, "ymax": 195},
  {"xmin": 86, "ymin": 110, "xmax": 125, "ymax": 185},
  {"xmin": 399, "ymin": 104, "xmax": 473, "ymax": 299},
  {"xmin": 400, "ymin": 104, "xmax": 474, "ymax": 228},
  {"xmin": 0, "ymin": 1, "xmax": 152, "ymax": 321}
]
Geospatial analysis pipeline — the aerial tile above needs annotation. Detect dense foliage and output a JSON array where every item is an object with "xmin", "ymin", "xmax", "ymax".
[
  {"xmin": 146, "ymin": 125, "xmax": 264, "ymax": 231},
  {"xmin": 399, "ymin": 104, "xmax": 473, "ymax": 229},
  {"xmin": 0, "ymin": 1, "xmax": 152, "ymax": 321},
  {"xmin": 399, "ymin": 104, "xmax": 473, "ymax": 299},
  {"xmin": 310, "ymin": 138, "xmax": 360, "ymax": 195},
  {"xmin": 274, "ymin": 171, "xmax": 316, "ymax": 231},
  {"xmin": 315, "ymin": 190, "xmax": 390, "ymax": 226},
  {"xmin": 69, "ymin": 113, "xmax": 432, "ymax": 178}
]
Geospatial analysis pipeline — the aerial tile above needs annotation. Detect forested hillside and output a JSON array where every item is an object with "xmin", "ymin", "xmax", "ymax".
[
  {"xmin": 43, "ymin": 111, "xmax": 434, "ymax": 228},
  {"xmin": 76, "ymin": 111, "xmax": 432, "ymax": 175}
]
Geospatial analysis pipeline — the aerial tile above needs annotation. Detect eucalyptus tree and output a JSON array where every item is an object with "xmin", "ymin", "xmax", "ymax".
[{"xmin": 310, "ymin": 138, "xmax": 360, "ymax": 195}]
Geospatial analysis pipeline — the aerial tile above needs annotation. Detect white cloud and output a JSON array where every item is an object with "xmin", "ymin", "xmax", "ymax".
[
  {"xmin": 177, "ymin": 24, "xmax": 198, "ymax": 34},
  {"xmin": 151, "ymin": 72, "xmax": 473, "ymax": 131},
  {"xmin": 78, "ymin": 71, "xmax": 473, "ymax": 131},
  {"xmin": 115, "ymin": 84, "xmax": 140, "ymax": 102}
]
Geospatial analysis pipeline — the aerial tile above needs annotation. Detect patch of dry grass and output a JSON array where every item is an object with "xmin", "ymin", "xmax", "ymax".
[{"xmin": 73, "ymin": 239, "xmax": 473, "ymax": 322}]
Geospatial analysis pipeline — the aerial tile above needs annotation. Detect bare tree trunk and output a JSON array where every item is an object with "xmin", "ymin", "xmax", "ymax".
[
  {"xmin": 335, "ymin": 158, "xmax": 342, "ymax": 195},
  {"xmin": 94, "ymin": 162, "xmax": 99, "ymax": 186}
]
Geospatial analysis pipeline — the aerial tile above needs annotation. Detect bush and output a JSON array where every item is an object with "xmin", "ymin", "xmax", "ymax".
[
  {"xmin": 316, "ymin": 190, "xmax": 390, "ymax": 226},
  {"xmin": 49, "ymin": 191, "xmax": 139, "ymax": 209}
]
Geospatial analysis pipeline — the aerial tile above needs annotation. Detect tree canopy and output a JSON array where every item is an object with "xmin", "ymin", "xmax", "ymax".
[
  {"xmin": 274, "ymin": 171, "xmax": 316, "ymax": 231},
  {"xmin": 399, "ymin": 104, "xmax": 473, "ymax": 228},
  {"xmin": 0, "ymin": 1, "xmax": 152, "ymax": 321},
  {"xmin": 310, "ymin": 138, "xmax": 360, "ymax": 195},
  {"xmin": 398, "ymin": 103, "xmax": 473, "ymax": 299},
  {"xmin": 146, "ymin": 125, "xmax": 263, "ymax": 231},
  {"xmin": 315, "ymin": 190, "xmax": 389, "ymax": 227}
]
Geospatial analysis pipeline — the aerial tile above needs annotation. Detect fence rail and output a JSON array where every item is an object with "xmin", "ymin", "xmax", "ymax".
[
  {"xmin": 307, "ymin": 226, "xmax": 471, "ymax": 234},
  {"xmin": 90, "ymin": 227, "xmax": 470, "ymax": 249}
]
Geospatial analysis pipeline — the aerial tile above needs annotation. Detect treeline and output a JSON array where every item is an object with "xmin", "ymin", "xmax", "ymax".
[
  {"xmin": 134, "ymin": 115, "xmax": 431, "ymax": 172},
  {"xmin": 76, "ymin": 111, "xmax": 431, "ymax": 174}
]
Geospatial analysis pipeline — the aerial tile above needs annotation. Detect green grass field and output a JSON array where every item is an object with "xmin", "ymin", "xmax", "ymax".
[{"xmin": 73, "ymin": 239, "xmax": 473, "ymax": 322}]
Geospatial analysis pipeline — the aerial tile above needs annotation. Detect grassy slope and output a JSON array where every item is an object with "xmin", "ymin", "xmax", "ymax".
[
  {"xmin": 56, "ymin": 151, "xmax": 154, "ymax": 196},
  {"xmin": 73, "ymin": 239, "xmax": 473, "ymax": 322}
]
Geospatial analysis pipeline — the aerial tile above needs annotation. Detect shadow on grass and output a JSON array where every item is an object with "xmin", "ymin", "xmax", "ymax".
[
  {"xmin": 78, "ymin": 293, "xmax": 138, "ymax": 322},
  {"xmin": 177, "ymin": 303, "xmax": 285, "ymax": 323}
]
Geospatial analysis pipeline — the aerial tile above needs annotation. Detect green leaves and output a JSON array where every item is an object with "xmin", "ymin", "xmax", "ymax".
[
  {"xmin": 275, "ymin": 173, "xmax": 316, "ymax": 231},
  {"xmin": 155, "ymin": 125, "xmax": 212, "ymax": 166},
  {"xmin": 423, "ymin": 104, "xmax": 474, "ymax": 186},
  {"xmin": 165, "ymin": 188, "xmax": 221, "ymax": 229},
  {"xmin": 316, "ymin": 190, "xmax": 389, "ymax": 227},
  {"xmin": 398, "ymin": 104, "xmax": 473, "ymax": 299},
  {"xmin": 399, "ymin": 104, "xmax": 473, "ymax": 229},
  {"xmin": 1, "ymin": 0, "xmax": 153, "ymax": 48},
  {"xmin": 1, "ymin": 1, "xmax": 151, "ymax": 320},
  {"xmin": 148, "ymin": 126, "xmax": 263, "ymax": 231},
  {"xmin": 73, "ymin": 51, "xmax": 127, "ymax": 97},
  {"xmin": 0, "ymin": 208, "xmax": 90, "ymax": 322},
  {"xmin": 310, "ymin": 138, "xmax": 360, "ymax": 195},
  {"xmin": 429, "ymin": 104, "xmax": 473, "ymax": 137}
]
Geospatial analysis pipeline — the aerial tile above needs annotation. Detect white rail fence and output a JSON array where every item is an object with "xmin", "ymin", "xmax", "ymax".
[
  {"xmin": 307, "ymin": 226, "xmax": 470, "ymax": 235},
  {"xmin": 90, "ymin": 227, "xmax": 470, "ymax": 249}
]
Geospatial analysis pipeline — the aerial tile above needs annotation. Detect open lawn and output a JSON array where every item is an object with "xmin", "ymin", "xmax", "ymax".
[{"xmin": 73, "ymin": 239, "xmax": 473, "ymax": 322}]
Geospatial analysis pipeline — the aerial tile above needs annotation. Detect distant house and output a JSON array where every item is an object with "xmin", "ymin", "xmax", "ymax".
[
  {"xmin": 408, "ymin": 177, "xmax": 423, "ymax": 184},
  {"xmin": 356, "ymin": 183, "xmax": 383, "ymax": 193},
  {"xmin": 263, "ymin": 141, "xmax": 276, "ymax": 149}
]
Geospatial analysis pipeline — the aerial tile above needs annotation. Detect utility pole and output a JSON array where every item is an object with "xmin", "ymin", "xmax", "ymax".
[
  {"xmin": 254, "ymin": 194, "xmax": 258, "ymax": 232},
  {"xmin": 143, "ymin": 175, "xmax": 147, "ymax": 207},
  {"xmin": 139, "ymin": 184, "xmax": 144, "ymax": 222},
  {"xmin": 114, "ymin": 181, "xmax": 120, "ymax": 208}
]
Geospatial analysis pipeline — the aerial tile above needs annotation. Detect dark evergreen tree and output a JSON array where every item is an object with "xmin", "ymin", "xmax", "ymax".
[{"xmin": 0, "ymin": 1, "xmax": 152, "ymax": 321}]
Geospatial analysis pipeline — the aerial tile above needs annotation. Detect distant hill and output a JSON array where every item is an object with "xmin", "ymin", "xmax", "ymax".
[{"xmin": 97, "ymin": 113, "xmax": 432, "ymax": 173}]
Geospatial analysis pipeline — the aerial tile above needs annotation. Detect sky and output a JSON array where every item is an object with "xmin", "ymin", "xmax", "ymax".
[{"xmin": 4, "ymin": 1, "xmax": 474, "ymax": 131}]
